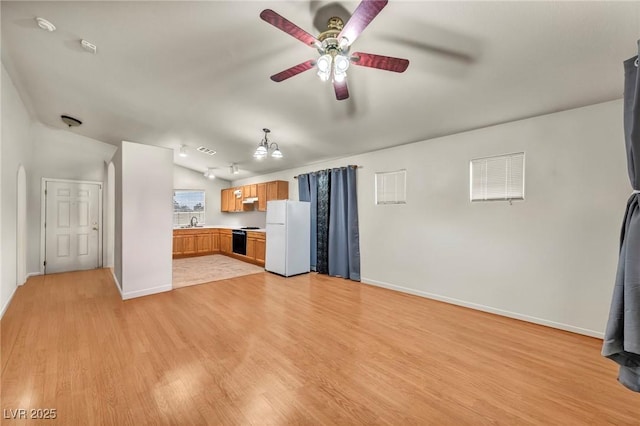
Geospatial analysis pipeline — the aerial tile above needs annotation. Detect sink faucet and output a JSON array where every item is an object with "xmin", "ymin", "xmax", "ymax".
[{"xmin": 190, "ymin": 216, "xmax": 198, "ymax": 227}]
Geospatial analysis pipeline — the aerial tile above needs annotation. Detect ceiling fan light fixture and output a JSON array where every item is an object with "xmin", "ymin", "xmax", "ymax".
[
  {"xmin": 317, "ymin": 69, "xmax": 330, "ymax": 81},
  {"xmin": 179, "ymin": 144, "xmax": 188, "ymax": 157},
  {"xmin": 333, "ymin": 72, "xmax": 346, "ymax": 83},
  {"xmin": 317, "ymin": 54, "xmax": 332, "ymax": 72},
  {"xmin": 230, "ymin": 163, "xmax": 240, "ymax": 174},
  {"xmin": 335, "ymin": 54, "xmax": 350, "ymax": 72}
]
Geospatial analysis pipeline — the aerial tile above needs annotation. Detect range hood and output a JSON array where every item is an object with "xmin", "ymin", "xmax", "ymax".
[{"xmin": 242, "ymin": 197, "xmax": 258, "ymax": 204}]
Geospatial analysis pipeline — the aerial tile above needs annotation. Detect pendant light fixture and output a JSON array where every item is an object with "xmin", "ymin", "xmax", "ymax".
[
  {"xmin": 178, "ymin": 144, "xmax": 188, "ymax": 157},
  {"xmin": 253, "ymin": 128, "xmax": 283, "ymax": 159}
]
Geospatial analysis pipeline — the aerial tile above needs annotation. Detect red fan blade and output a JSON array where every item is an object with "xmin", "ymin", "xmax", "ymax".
[
  {"xmin": 339, "ymin": 0, "xmax": 388, "ymax": 46},
  {"xmin": 260, "ymin": 9, "xmax": 319, "ymax": 47},
  {"xmin": 351, "ymin": 52, "xmax": 409, "ymax": 73},
  {"xmin": 270, "ymin": 60, "xmax": 316, "ymax": 82},
  {"xmin": 333, "ymin": 79, "xmax": 349, "ymax": 101}
]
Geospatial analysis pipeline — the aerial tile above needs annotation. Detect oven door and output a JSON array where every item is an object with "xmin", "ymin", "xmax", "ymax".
[{"xmin": 232, "ymin": 230, "xmax": 247, "ymax": 255}]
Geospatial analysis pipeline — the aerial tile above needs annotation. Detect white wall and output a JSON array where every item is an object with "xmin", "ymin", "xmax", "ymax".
[
  {"xmin": 173, "ymin": 165, "xmax": 230, "ymax": 225},
  {"xmin": 113, "ymin": 146, "xmax": 123, "ymax": 289},
  {"xmin": 116, "ymin": 141, "xmax": 173, "ymax": 299},
  {"xmin": 218, "ymin": 208, "xmax": 267, "ymax": 228},
  {"xmin": 105, "ymin": 162, "xmax": 115, "ymax": 268},
  {"xmin": 1, "ymin": 64, "xmax": 33, "ymax": 317},
  {"xmin": 233, "ymin": 100, "xmax": 628, "ymax": 337},
  {"xmin": 173, "ymin": 165, "xmax": 269, "ymax": 228},
  {"xmin": 28, "ymin": 123, "xmax": 116, "ymax": 274}
]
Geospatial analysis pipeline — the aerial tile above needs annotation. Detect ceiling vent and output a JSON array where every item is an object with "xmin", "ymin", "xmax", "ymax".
[
  {"xmin": 197, "ymin": 146, "xmax": 216, "ymax": 156},
  {"xmin": 80, "ymin": 39, "xmax": 97, "ymax": 54}
]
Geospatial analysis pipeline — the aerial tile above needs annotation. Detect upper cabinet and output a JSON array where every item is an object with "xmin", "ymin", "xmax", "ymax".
[
  {"xmin": 257, "ymin": 183, "xmax": 267, "ymax": 212},
  {"xmin": 221, "ymin": 180, "xmax": 288, "ymax": 213}
]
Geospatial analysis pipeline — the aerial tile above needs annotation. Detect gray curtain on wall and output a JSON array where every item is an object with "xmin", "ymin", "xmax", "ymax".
[
  {"xmin": 316, "ymin": 170, "xmax": 330, "ymax": 274},
  {"xmin": 602, "ymin": 43, "xmax": 640, "ymax": 392},
  {"xmin": 329, "ymin": 166, "xmax": 361, "ymax": 280},
  {"xmin": 296, "ymin": 166, "xmax": 360, "ymax": 281},
  {"xmin": 298, "ymin": 174, "xmax": 310, "ymax": 201},
  {"xmin": 298, "ymin": 174, "xmax": 318, "ymax": 271},
  {"xmin": 309, "ymin": 173, "xmax": 318, "ymax": 271}
]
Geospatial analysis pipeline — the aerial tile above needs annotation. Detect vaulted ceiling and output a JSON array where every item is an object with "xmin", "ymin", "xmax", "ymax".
[{"xmin": 2, "ymin": 1, "xmax": 639, "ymax": 180}]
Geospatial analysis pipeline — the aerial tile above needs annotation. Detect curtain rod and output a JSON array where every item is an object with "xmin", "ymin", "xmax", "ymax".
[{"xmin": 293, "ymin": 165, "xmax": 361, "ymax": 179}]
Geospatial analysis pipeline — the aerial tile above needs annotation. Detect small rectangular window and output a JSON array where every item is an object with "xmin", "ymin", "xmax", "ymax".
[
  {"xmin": 470, "ymin": 152, "xmax": 524, "ymax": 202},
  {"xmin": 173, "ymin": 190, "xmax": 206, "ymax": 226},
  {"xmin": 375, "ymin": 170, "xmax": 407, "ymax": 205}
]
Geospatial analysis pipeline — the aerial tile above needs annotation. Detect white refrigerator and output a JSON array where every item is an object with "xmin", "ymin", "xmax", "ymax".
[{"xmin": 265, "ymin": 200, "xmax": 311, "ymax": 277}]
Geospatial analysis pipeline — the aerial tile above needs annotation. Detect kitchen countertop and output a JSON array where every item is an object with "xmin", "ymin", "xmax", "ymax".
[{"xmin": 173, "ymin": 225, "xmax": 266, "ymax": 233}]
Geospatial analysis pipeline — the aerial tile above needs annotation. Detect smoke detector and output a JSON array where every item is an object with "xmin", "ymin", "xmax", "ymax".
[
  {"xmin": 61, "ymin": 115, "xmax": 82, "ymax": 127},
  {"xmin": 35, "ymin": 17, "xmax": 56, "ymax": 32}
]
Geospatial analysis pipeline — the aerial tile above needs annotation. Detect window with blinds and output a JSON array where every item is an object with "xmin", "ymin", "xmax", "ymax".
[
  {"xmin": 470, "ymin": 152, "xmax": 525, "ymax": 202},
  {"xmin": 375, "ymin": 170, "xmax": 407, "ymax": 205}
]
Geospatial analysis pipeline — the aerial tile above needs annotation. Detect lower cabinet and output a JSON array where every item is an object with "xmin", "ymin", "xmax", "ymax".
[
  {"xmin": 173, "ymin": 228, "xmax": 219, "ymax": 257},
  {"xmin": 255, "ymin": 238, "xmax": 266, "ymax": 265},
  {"xmin": 219, "ymin": 229, "xmax": 232, "ymax": 254},
  {"xmin": 246, "ymin": 231, "xmax": 266, "ymax": 267},
  {"xmin": 173, "ymin": 228, "xmax": 266, "ymax": 267}
]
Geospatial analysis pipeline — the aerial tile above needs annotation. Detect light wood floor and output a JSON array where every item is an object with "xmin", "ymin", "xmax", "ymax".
[{"xmin": 1, "ymin": 269, "xmax": 638, "ymax": 425}]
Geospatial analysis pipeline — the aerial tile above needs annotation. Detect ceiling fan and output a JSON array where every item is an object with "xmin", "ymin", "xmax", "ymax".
[{"xmin": 260, "ymin": 0, "xmax": 409, "ymax": 101}]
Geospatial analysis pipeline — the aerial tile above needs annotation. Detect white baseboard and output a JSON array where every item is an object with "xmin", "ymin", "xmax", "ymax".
[
  {"xmin": 110, "ymin": 269, "xmax": 123, "ymax": 298},
  {"xmin": 361, "ymin": 277, "xmax": 604, "ymax": 339},
  {"xmin": 26, "ymin": 271, "xmax": 42, "ymax": 279},
  {"xmin": 122, "ymin": 284, "xmax": 172, "ymax": 300},
  {"xmin": 0, "ymin": 285, "xmax": 18, "ymax": 319}
]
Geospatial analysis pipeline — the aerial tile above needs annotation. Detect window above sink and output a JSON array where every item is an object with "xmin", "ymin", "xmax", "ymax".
[{"xmin": 173, "ymin": 190, "xmax": 205, "ymax": 227}]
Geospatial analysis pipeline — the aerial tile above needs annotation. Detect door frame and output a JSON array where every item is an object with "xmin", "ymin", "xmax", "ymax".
[{"xmin": 40, "ymin": 178, "xmax": 103, "ymax": 275}]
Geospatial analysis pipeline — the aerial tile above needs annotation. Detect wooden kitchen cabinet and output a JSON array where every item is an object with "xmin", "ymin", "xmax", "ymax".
[
  {"xmin": 246, "ymin": 237, "xmax": 255, "ymax": 260},
  {"xmin": 246, "ymin": 231, "xmax": 266, "ymax": 267},
  {"xmin": 267, "ymin": 180, "xmax": 289, "ymax": 202},
  {"xmin": 234, "ymin": 192, "xmax": 243, "ymax": 212},
  {"xmin": 219, "ymin": 229, "xmax": 232, "ymax": 254},
  {"xmin": 257, "ymin": 183, "xmax": 267, "ymax": 211},
  {"xmin": 173, "ymin": 228, "xmax": 220, "ymax": 258},
  {"xmin": 173, "ymin": 228, "xmax": 264, "ymax": 267},
  {"xmin": 254, "ymin": 238, "xmax": 266, "ymax": 265},
  {"xmin": 173, "ymin": 232, "xmax": 196, "ymax": 256},
  {"xmin": 258, "ymin": 180, "xmax": 287, "ymax": 212},
  {"xmin": 228, "ymin": 189, "xmax": 237, "ymax": 212},
  {"xmin": 196, "ymin": 233, "xmax": 211, "ymax": 253},
  {"xmin": 221, "ymin": 189, "xmax": 229, "ymax": 212},
  {"xmin": 173, "ymin": 235, "xmax": 184, "ymax": 256},
  {"xmin": 222, "ymin": 180, "xmax": 287, "ymax": 213},
  {"xmin": 211, "ymin": 232, "xmax": 220, "ymax": 251}
]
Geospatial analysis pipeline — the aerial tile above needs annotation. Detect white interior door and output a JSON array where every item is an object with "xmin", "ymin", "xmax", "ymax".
[{"xmin": 45, "ymin": 181, "xmax": 101, "ymax": 274}]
